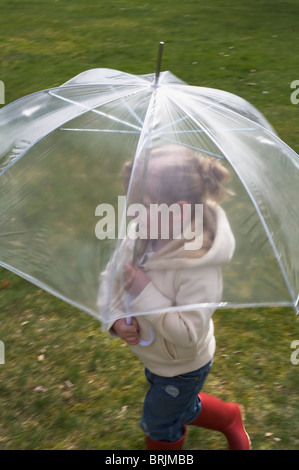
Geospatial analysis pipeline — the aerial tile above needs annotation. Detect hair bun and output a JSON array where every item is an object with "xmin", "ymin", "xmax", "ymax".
[{"xmin": 199, "ymin": 157, "xmax": 231, "ymax": 201}]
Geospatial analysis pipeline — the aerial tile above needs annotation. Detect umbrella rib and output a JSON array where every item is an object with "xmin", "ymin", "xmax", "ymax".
[
  {"xmin": 169, "ymin": 84, "xmax": 270, "ymax": 128},
  {"xmin": 172, "ymin": 86, "xmax": 278, "ymax": 138},
  {"xmin": 160, "ymin": 136, "xmax": 224, "ymax": 158},
  {"xmin": 0, "ymin": 87, "xmax": 147, "ymax": 178},
  {"xmin": 102, "ymin": 301, "xmax": 294, "ymax": 320},
  {"xmin": 48, "ymin": 89, "xmax": 144, "ymax": 131},
  {"xmin": 166, "ymin": 94, "xmax": 298, "ymax": 312},
  {"xmin": 162, "ymin": 127, "xmax": 257, "ymax": 134},
  {"xmin": 60, "ymin": 128, "xmax": 139, "ymax": 134},
  {"xmin": 156, "ymin": 97, "xmax": 229, "ymax": 132},
  {"xmin": 107, "ymin": 85, "xmax": 144, "ymax": 126},
  {"xmin": 103, "ymin": 91, "xmax": 158, "ymax": 325}
]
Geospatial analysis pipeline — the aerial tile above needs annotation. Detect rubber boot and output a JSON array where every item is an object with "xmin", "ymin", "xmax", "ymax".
[
  {"xmin": 190, "ymin": 392, "xmax": 251, "ymax": 450},
  {"xmin": 146, "ymin": 427, "xmax": 187, "ymax": 450}
]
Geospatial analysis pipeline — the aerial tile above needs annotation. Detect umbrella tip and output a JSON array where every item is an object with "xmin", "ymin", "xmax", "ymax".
[{"xmin": 154, "ymin": 42, "xmax": 164, "ymax": 87}]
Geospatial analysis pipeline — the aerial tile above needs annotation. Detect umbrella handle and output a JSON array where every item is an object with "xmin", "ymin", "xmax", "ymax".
[
  {"xmin": 125, "ymin": 316, "xmax": 155, "ymax": 347},
  {"xmin": 123, "ymin": 267, "xmax": 155, "ymax": 344},
  {"xmin": 125, "ymin": 293, "xmax": 155, "ymax": 346}
]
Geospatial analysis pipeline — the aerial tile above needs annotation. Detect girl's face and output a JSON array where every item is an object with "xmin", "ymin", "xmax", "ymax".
[
  {"xmin": 126, "ymin": 156, "xmax": 195, "ymax": 243},
  {"xmin": 128, "ymin": 186, "xmax": 187, "ymax": 242},
  {"xmin": 127, "ymin": 189, "xmax": 159, "ymax": 240}
]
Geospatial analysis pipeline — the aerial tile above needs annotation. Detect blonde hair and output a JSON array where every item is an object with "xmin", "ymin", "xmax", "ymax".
[
  {"xmin": 122, "ymin": 145, "xmax": 232, "ymax": 253},
  {"xmin": 123, "ymin": 145, "xmax": 231, "ymax": 206}
]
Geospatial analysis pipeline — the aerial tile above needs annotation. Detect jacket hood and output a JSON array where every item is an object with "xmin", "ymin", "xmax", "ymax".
[{"xmin": 144, "ymin": 202, "xmax": 235, "ymax": 270}]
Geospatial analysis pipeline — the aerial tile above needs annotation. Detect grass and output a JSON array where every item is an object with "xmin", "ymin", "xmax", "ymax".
[{"xmin": 1, "ymin": 0, "xmax": 299, "ymax": 450}]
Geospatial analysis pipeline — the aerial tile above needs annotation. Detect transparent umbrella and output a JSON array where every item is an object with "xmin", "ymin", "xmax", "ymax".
[{"xmin": 0, "ymin": 45, "xmax": 298, "ymax": 336}]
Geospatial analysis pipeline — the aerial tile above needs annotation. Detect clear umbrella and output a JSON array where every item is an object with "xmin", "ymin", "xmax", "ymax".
[{"xmin": 0, "ymin": 44, "xmax": 298, "ymax": 335}]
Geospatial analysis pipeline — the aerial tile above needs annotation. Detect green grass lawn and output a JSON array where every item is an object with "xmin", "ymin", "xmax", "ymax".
[{"xmin": 1, "ymin": 0, "xmax": 299, "ymax": 450}]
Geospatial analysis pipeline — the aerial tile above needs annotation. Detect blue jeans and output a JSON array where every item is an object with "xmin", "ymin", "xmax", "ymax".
[{"xmin": 140, "ymin": 359, "xmax": 212, "ymax": 442}]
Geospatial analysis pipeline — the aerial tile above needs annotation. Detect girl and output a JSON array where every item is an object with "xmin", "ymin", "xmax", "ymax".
[{"xmin": 98, "ymin": 145, "xmax": 250, "ymax": 450}]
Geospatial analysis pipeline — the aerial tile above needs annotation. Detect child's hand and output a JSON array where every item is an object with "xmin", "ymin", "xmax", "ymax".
[
  {"xmin": 123, "ymin": 261, "xmax": 150, "ymax": 297},
  {"xmin": 112, "ymin": 317, "xmax": 140, "ymax": 345}
]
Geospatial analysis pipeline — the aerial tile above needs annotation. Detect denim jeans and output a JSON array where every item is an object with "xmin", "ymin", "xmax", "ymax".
[{"xmin": 140, "ymin": 359, "xmax": 212, "ymax": 442}]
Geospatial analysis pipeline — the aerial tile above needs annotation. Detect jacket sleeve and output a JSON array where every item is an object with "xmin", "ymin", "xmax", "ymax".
[
  {"xmin": 97, "ymin": 237, "xmax": 134, "ymax": 333},
  {"xmin": 97, "ymin": 266, "xmax": 125, "ymax": 336},
  {"xmin": 130, "ymin": 265, "xmax": 222, "ymax": 348}
]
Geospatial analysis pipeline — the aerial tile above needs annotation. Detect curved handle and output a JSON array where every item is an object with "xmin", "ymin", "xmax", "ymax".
[
  {"xmin": 125, "ymin": 316, "xmax": 155, "ymax": 347},
  {"xmin": 138, "ymin": 326, "xmax": 155, "ymax": 347},
  {"xmin": 125, "ymin": 293, "xmax": 155, "ymax": 346}
]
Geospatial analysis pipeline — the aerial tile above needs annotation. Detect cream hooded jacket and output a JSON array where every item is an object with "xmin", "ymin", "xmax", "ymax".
[{"xmin": 97, "ymin": 203, "xmax": 235, "ymax": 377}]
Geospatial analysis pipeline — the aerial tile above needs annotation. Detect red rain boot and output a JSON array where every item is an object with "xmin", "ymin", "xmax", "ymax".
[
  {"xmin": 146, "ymin": 427, "xmax": 187, "ymax": 450},
  {"xmin": 190, "ymin": 392, "xmax": 251, "ymax": 450}
]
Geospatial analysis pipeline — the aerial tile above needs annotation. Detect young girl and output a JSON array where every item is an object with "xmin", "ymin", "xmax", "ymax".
[{"xmin": 98, "ymin": 145, "xmax": 250, "ymax": 450}]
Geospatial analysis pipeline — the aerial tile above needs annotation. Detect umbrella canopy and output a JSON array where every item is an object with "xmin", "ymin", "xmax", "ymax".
[{"xmin": 0, "ymin": 66, "xmax": 298, "ymax": 327}]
